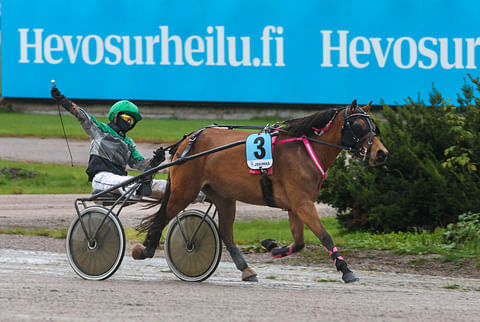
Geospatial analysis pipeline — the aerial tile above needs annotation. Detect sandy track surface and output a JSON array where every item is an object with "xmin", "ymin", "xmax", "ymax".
[
  {"xmin": 1, "ymin": 246, "xmax": 479, "ymax": 322},
  {"xmin": 1, "ymin": 193, "xmax": 479, "ymax": 321}
]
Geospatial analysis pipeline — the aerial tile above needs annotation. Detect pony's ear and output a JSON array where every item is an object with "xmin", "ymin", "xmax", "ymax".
[
  {"xmin": 349, "ymin": 99, "xmax": 358, "ymax": 114},
  {"xmin": 362, "ymin": 101, "xmax": 372, "ymax": 113}
]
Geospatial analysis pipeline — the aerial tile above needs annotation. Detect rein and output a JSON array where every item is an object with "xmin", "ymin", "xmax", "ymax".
[
  {"xmin": 164, "ymin": 106, "xmax": 376, "ymax": 180},
  {"xmin": 182, "ymin": 111, "xmax": 358, "ymax": 152}
]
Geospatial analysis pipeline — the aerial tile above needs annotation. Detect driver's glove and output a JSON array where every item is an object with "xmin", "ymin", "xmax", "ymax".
[{"xmin": 51, "ymin": 87, "xmax": 74, "ymax": 110}]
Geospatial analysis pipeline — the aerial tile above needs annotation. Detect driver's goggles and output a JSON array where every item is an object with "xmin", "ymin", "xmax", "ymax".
[{"xmin": 120, "ymin": 114, "xmax": 135, "ymax": 125}]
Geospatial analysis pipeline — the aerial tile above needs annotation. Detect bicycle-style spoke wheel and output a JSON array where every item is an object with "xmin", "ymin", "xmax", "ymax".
[
  {"xmin": 66, "ymin": 206, "xmax": 125, "ymax": 280},
  {"xmin": 165, "ymin": 209, "xmax": 221, "ymax": 282}
]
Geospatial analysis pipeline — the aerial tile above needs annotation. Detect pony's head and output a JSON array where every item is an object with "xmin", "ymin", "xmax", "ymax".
[
  {"xmin": 282, "ymin": 101, "xmax": 388, "ymax": 166},
  {"xmin": 341, "ymin": 100, "xmax": 388, "ymax": 166}
]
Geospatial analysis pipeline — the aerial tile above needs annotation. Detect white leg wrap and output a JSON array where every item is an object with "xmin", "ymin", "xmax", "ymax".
[
  {"xmin": 92, "ymin": 172, "xmax": 135, "ymax": 194},
  {"xmin": 194, "ymin": 191, "xmax": 206, "ymax": 203},
  {"xmin": 151, "ymin": 179, "xmax": 167, "ymax": 193}
]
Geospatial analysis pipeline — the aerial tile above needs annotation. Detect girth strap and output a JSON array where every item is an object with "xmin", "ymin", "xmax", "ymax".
[{"xmin": 260, "ymin": 172, "xmax": 277, "ymax": 207}]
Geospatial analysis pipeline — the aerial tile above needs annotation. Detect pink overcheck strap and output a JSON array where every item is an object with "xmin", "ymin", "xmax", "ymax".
[
  {"xmin": 312, "ymin": 118, "xmax": 334, "ymax": 136},
  {"xmin": 302, "ymin": 136, "xmax": 327, "ymax": 178}
]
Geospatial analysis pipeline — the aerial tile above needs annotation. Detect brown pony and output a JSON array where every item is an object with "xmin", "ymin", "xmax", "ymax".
[{"xmin": 133, "ymin": 100, "xmax": 388, "ymax": 283}]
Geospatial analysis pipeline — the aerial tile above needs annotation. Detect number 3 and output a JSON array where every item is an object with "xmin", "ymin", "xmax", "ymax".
[{"xmin": 254, "ymin": 136, "xmax": 266, "ymax": 159}]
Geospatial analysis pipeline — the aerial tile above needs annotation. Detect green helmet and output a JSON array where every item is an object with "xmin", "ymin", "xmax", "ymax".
[{"xmin": 108, "ymin": 100, "xmax": 142, "ymax": 123}]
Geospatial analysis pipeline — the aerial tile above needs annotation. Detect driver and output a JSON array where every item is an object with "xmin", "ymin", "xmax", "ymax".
[{"xmin": 50, "ymin": 86, "xmax": 205, "ymax": 202}]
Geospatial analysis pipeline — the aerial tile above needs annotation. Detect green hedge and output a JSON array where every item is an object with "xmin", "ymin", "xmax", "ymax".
[{"xmin": 319, "ymin": 75, "xmax": 480, "ymax": 232}]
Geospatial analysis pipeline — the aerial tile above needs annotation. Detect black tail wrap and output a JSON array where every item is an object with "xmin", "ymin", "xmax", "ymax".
[{"xmin": 142, "ymin": 179, "xmax": 171, "ymax": 249}]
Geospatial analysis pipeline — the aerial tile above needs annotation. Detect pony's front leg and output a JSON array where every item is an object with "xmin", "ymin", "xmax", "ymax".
[
  {"xmin": 293, "ymin": 202, "xmax": 359, "ymax": 283},
  {"xmin": 288, "ymin": 210, "xmax": 306, "ymax": 252},
  {"xmin": 263, "ymin": 211, "xmax": 305, "ymax": 257}
]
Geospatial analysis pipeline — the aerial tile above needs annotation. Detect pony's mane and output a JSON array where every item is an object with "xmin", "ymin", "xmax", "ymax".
[{"xmin": 283, "ymin": 108, "xmax": 338, "ymax": 137}]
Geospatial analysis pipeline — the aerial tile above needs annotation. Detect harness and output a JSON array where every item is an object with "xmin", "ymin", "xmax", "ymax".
[
  {"xmin": 274, "ymin": 135, "xmax": 328, "ymax": 184},
  {"xmin": 250, "ymin": 111, "xmax": 340, "ymax": 207},
  {"xmin": 171, "ymin": 106, "xmax": 379, "ymax": 208},
  {"xmin": 251, "ymin": 109, "xmax": 340, "ymax": 177},
  {"xmin": 263, "ymin": 107, "xmax": 378, "ymax": 200}
]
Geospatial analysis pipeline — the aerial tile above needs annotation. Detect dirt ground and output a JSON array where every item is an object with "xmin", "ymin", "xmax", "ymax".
[
  {"xmin": 0, "ymin": 195, "xmax": 479, "ymax": 322},
  {"xmin": 2, "ymin": 229, "xmax": 480, "ymax": 322},
  {"xmin": 1, "ymin": 192, "xmax": 478, "ymax": 280}
]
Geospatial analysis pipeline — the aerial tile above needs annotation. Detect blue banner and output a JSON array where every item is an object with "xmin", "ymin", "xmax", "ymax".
[{"xmin": 1, "ymin": 0, "xmax": 479, "ymax": 104}]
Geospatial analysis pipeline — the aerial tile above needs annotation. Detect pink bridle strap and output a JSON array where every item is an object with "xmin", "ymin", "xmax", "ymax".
[
  {"xmin": 311, "ymin": 120, "xmax": 333, "ymax": 136},
  {"xmin": 274, "ymin": 137, "xmax": 303, "ymax": 145},
  {"xmin": 311, "ymin": 110, "xmax": 339, "ymax": 137},
  {"xmin": 302, "ymin": 136, "xmax": 327, "ymax": 178},
  {"xmin": 274, "ymin": 135, "xmax": 328, "ymax": 184}
]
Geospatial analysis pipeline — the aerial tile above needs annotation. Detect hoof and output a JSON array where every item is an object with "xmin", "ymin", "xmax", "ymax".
[
  {"xmin": 271, "ymin": 246, "xmax": 293, "ymax": 258},
  {"xmin": 342, "ymin": 271, "xmax": 359, "ymax": 283},
  {"xmin": 132, "ymin": 244, "xmax": 146, "ymax": 260},
  {"xmin": 241, "ymin": 267, "xmax": 258, "ymax": 282},
  {"xmin": 261, "ymin": 239, "xmax": 278, "ymax": 251},
  {"xmin": 132, "ymin": 244, "xmax": 155, "ymax": 260}
]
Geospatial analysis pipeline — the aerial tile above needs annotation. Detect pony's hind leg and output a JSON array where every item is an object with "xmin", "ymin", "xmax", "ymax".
[
  {"xmin": 205, "ymin": 189, "xmax": 257, "ymax": 282},
  {"xmin": 293, "ymin": 201, "xmax": 359, "ymax": 283},
  {"xmin": 221, "ymin": 206, "xmax": 258, "ymax": 282},
  {"xmin": 133, "ymin": 181, "xmax": 199, "ymax": 260}
]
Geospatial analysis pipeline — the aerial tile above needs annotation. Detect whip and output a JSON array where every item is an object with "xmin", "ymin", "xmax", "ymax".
[{"xmin": 51, "ymin": 79, "xmax": 74, "ymax": 167}]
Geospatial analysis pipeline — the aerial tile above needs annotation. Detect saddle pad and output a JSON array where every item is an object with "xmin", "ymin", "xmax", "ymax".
[{"xmin": 246, "ymin": 133, "xmax": 273, "ymax": 170}]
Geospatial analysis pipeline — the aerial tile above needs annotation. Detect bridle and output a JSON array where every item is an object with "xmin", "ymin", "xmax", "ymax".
[
  {"xmin": 299, "ymin": 107, "xmax": 379, "ymax": 160},
  {"xmin": 339, "ymin": 107, "xmax": 380, "ymax": 160},
  {"xmin": 267, "ymin": 106, "xmax": 380, "ymax": 186}
]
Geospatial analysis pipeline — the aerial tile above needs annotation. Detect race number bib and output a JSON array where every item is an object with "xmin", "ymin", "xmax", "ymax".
[{"xmin": 246, "ymin": 133, "xmax": 273, "ymax": 170}]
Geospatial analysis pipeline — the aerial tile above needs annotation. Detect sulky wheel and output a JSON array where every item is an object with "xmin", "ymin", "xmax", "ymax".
[
  {"xmin": 164, "ymin": 209, "xmax": 221, "ymax": 282},
  {"xmin": 66, "ymin": 206, "xmax": 126, "ymax": 280}
]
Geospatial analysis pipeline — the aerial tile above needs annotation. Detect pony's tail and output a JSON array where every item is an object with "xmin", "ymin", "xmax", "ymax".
[
  {"xmin": 136, "ymin": 177, "xmax": 171, "ymax": 248},
  {"xmin": 136, "ymin": 134, "xmax": 187, "ymax": 235}
]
